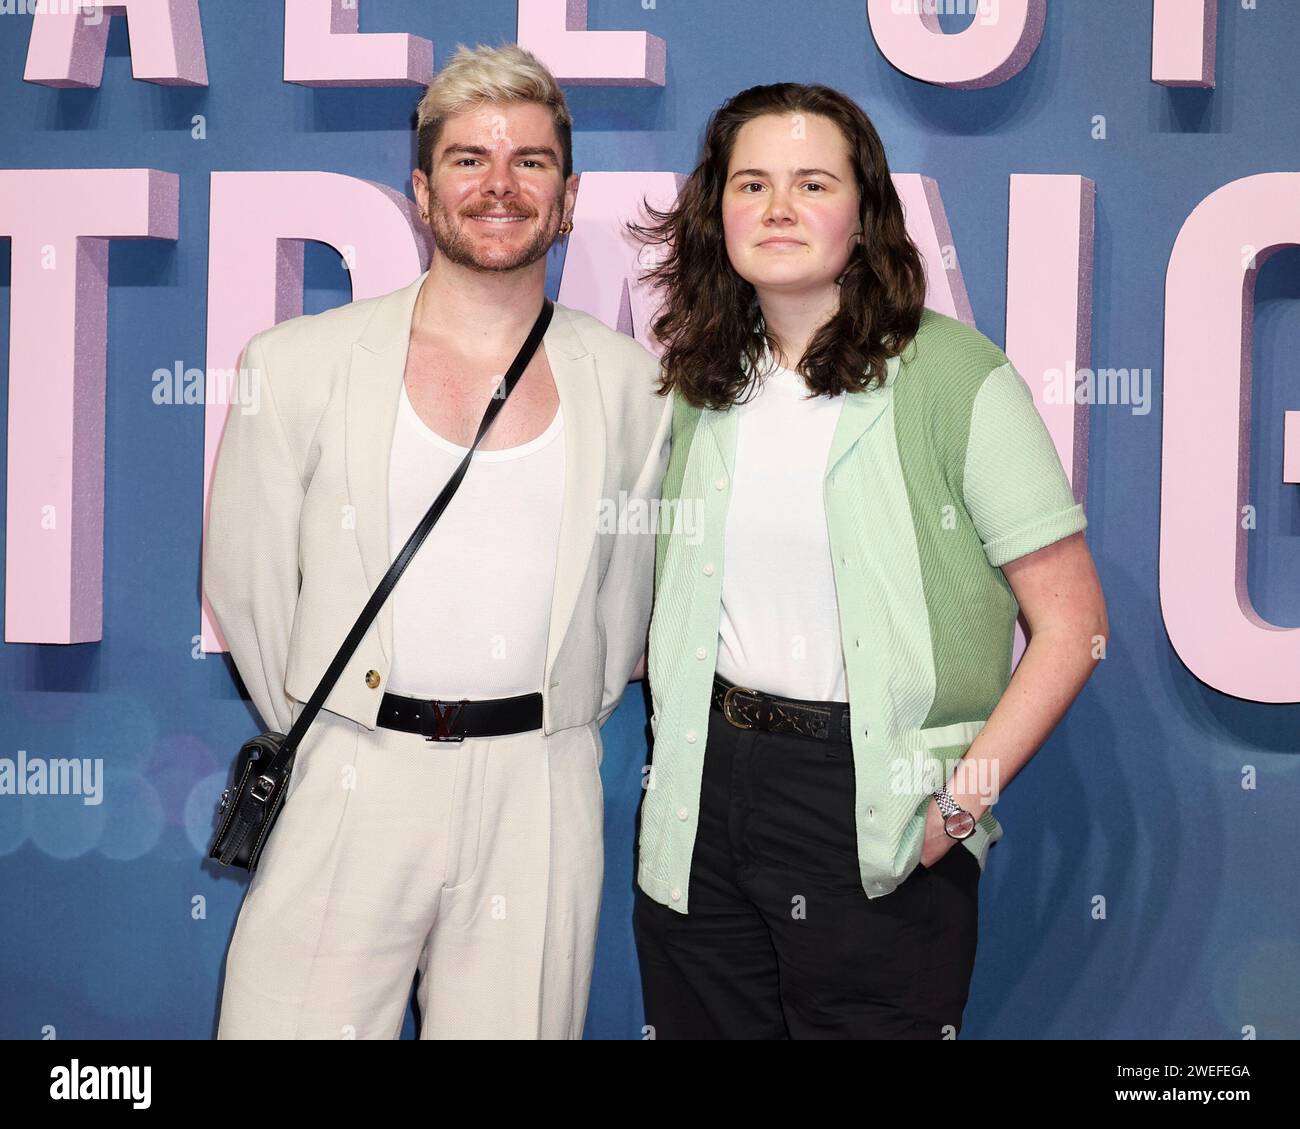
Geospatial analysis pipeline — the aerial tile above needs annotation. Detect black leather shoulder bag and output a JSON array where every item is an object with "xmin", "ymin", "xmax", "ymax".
[{"xmin": 209, "ymin": 297, "xmax": 554, "ymax": 871}]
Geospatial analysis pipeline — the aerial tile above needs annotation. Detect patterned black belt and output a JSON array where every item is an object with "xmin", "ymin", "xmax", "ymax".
[
  {"xmin": 711, "ymin": 674, "xmax": 854, "ymax": 742},
  {"xmin": 377, "ymin": 690, "xmax": 543, "ymax": 742}
]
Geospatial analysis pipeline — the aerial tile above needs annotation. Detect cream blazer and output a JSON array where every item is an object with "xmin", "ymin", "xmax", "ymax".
[{"xmin": 203, "ymin": 270, "xmax": 672, "ymax": 738}]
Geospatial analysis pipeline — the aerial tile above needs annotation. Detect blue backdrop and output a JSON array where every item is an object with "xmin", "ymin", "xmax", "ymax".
[{"xmin": 1, "ymin": 0, "xmax": 1298, "ymax": 1040}]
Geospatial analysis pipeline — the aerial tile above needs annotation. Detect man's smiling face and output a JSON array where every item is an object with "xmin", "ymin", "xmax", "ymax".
[{"xmin": 418, "ymin": 101, "xmax": 575, "ymax": 274}]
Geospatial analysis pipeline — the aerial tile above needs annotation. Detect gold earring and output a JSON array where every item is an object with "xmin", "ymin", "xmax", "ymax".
[
  {"xmin": 421, "ymin": 211, "xmax": 429, "ymax": 222},
  {"xmin": 559, "ymin": 219, "xmax": 573, "ymax": 235}
]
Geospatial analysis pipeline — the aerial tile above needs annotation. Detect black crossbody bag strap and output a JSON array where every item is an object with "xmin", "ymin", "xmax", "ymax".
[{"xmin": 261, "ymin": 297, "xmax": 554, "ymax": 778}]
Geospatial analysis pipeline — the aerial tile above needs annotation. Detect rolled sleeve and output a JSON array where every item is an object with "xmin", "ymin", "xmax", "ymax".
[{"xmin": 962, "ymin": 360, "xmax": 1087, "ymax": 568}]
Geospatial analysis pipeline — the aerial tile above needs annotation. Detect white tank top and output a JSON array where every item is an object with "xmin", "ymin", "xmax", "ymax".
[
  {"xmin": 715, "ymin": 359, "xmax": 849, "ymax": 702},
  {"xmin": 385, "ymin": 379, "xmax": 565, "ymax": 699}
]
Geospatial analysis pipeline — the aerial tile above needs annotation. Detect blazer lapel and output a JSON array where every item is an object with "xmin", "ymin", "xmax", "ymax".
[
  {"xmin": 344, "ymin": 276, "xmax": 602, "ymax": 681},
  {"xmin": 542, "ymin": 314, "xmax": 603, "ymax": 686},
  {"xmin": 345, "ymin": 271, "xmax": 427, "ymax": 666}
]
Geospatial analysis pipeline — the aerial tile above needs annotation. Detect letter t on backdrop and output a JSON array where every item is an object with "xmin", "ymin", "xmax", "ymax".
[{"xmin": 0, "ymin": 170, "xmax": 179, "ymax": 644}]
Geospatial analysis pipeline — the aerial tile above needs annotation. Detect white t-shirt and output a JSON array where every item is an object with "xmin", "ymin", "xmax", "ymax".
[
  {"xmin": 385, "ymin": 380, "xmax": 564, "ymax": 699},
  {"xmin": 715, "ymin": 357, "xmax": 849, "ymax": 703}
]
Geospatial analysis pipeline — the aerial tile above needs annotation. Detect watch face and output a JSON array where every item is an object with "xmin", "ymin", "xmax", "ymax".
[{"xmin": 945, "ymin": 810, "xmax": 977, "ymax": 839}]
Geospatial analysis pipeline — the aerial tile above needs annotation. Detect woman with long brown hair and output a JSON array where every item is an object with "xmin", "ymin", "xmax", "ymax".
[{"xmin": 630, "ymin": 83, "xmax": 1106, "ymax": 1039}]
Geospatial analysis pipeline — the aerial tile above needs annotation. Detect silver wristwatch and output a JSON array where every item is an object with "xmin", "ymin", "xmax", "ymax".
[{"xmin": 932, "ymin": 784, "xmax": 976, "ymax": 840}]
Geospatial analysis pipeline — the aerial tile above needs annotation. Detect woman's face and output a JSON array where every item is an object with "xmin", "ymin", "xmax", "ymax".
[{"xmin": 721, "ymin": 112, "xmax": 862, "ymax": 299}]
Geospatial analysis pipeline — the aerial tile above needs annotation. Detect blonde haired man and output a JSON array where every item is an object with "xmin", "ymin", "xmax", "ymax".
[{"xmin": 206, "ymin": 44, "xmax": 671, "ymax": 1039}]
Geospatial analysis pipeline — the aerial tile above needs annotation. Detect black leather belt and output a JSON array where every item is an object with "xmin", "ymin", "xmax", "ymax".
[
  {"xmin": 711, "ymin": 674, "xmax": 854, "ymax": 742},
  {"xmin": 377, "ymin": 690, "xmax": 543, "ymax": 742}
]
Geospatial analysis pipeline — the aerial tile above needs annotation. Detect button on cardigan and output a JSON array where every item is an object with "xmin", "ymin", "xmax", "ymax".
[{"xmin": 638, "ymin": 307, "xmax": 1088, "ymax": 912}]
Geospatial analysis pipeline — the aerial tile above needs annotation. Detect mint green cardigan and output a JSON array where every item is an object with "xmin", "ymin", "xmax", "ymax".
[{"xmin": 639, "ymin": 308, "xmax": 1088, "ymax": 913}]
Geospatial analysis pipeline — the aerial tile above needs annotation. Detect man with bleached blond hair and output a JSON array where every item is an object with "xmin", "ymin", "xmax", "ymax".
[{"xmin": 206, "ymin": 43, "xmax": 670, "ymax": 1040}]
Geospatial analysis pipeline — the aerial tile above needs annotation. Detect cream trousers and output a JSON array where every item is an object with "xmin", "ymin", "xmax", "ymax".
[{"xmin": 216, "ymin": 704, "xmax": 604, "ymax": 1039}]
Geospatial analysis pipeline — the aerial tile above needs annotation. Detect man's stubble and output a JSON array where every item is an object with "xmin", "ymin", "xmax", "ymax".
[{"xmin": 426, "ymin": 185, "xmax": 565, "ymax": 274}]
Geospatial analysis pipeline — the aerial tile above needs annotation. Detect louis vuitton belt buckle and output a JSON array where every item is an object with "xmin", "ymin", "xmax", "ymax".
[{"xmin": 424, "ymin": 698, "xmax": 469, "ymax": 742}]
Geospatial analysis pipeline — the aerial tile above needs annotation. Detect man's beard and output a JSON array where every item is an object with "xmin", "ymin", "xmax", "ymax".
[{"xmin": 426, "ymin": 191, "xmax": 563, "ymax": 273}]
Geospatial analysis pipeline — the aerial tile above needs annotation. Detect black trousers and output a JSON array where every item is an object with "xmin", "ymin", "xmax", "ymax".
[{"xmin": 634, "ymin": 696, "xmax": 981, "ymax": 1039}]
